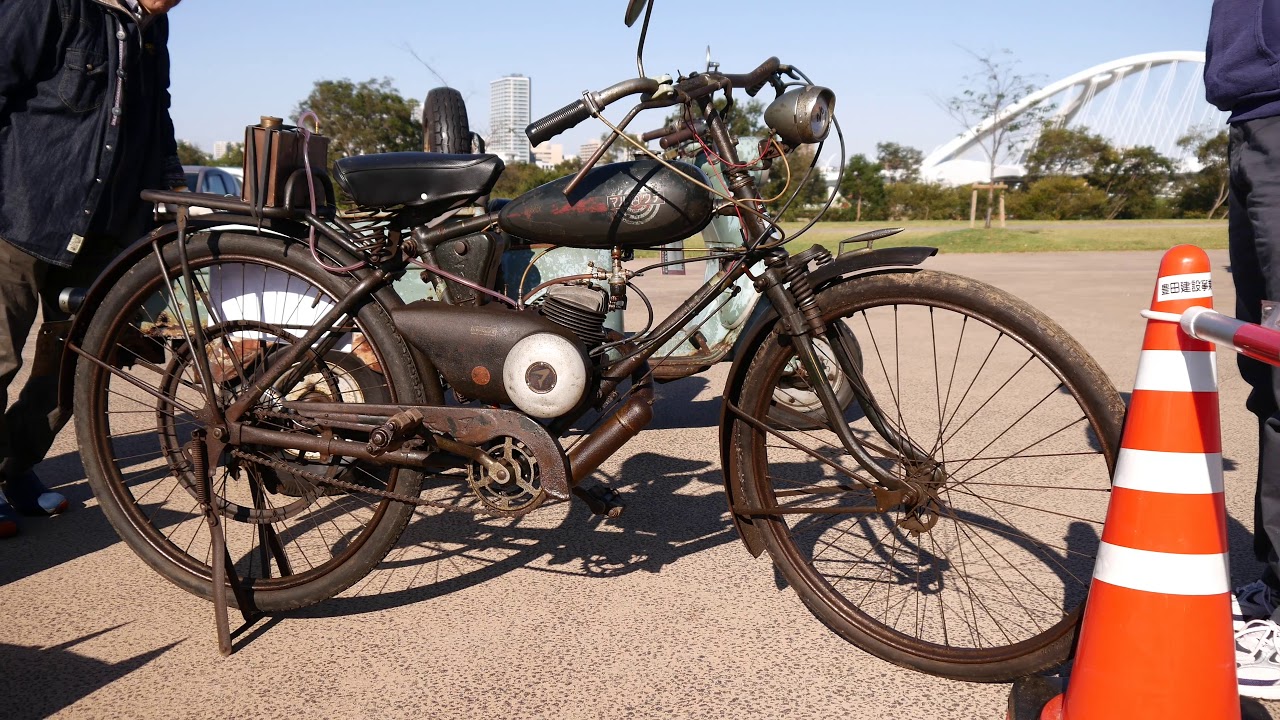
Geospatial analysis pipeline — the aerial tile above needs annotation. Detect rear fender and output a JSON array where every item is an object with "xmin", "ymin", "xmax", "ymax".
[
  {"xmin": 717, "ymin": 246, "xmax": 937, "ymax": 556},
  {"xmin": 55, "ymin": 213, "xmax": 426, "ymax": 416}
]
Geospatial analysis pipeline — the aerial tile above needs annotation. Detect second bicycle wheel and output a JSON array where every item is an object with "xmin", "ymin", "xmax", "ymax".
[
  {"xmin": 732, "ymin": 269, "xmax": 1123, "ymax": 682},
  {"xmin": 74, "ymin": 231, "xmax": 433, "ymax": 612}
]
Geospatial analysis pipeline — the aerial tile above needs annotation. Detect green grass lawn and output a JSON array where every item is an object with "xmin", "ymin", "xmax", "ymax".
[{"xmin": 775, "ymin": 219, "xmax": 1229, "ymax": 254}]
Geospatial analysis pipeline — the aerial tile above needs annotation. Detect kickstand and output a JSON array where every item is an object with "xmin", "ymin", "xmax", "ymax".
[{"xmin": 190, "ymin": 430, "xmax": 256, "ymax": 656}]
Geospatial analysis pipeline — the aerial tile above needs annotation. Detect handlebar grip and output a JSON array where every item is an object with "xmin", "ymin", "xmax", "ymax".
[
  {"xmin": 641, "ymin": 124, "xmax": 679, "ymax": 142},
  {"xmin": 722, "ymin": 56, "xmax": 782, "ymax": 96},
  {"xmin": 526, "ymin": 99, "xmax": 593, "ymax": 146},
  {"xmin": 659, "ymin": 127, "xmax": 697, "ymax": 149}
]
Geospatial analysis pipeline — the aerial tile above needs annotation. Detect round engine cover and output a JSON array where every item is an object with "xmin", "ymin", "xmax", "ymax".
[{"xmin": 503, "ymin": 333, "xmax": 589, "ymax": 419}]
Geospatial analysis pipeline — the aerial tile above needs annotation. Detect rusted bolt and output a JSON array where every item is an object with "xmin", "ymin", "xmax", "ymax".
[
  {"xmin": 453, "ymin": 241, "xmax": 468, "ymax": 256},
  {"xmin": 212, "ymin": 426, "xmax": 227, "ymax": 441}
]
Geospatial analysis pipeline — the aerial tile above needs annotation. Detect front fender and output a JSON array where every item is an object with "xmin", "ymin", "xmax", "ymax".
[
  {"xmin": 55, "ymin": 213, "xmax": 409, "ymax": 417},
  {"xmin": 717, "ymin": 245, "xmax": 937, "ymax": 557}
]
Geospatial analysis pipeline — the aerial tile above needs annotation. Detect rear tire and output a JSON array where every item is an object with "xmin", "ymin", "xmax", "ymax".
[
  {"xmin": 75, "ymin": 231, "xmax": 435, "ymax": 612},
  {"xmin": 424, "ymin": 87, "xmax": 472, "ymax": 154}
]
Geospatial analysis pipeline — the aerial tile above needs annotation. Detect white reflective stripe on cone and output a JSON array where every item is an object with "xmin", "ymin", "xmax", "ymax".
[
  {"xmin": 1111, "ymin": 449, "xmax": 1224, "ymax": 495},
  {"xmin": 1092, "ymin": 542, "xmax": 1229, "ymax": 596},
  {"xmin": 1132, "ymin": 350, "xmax": 1217, "ymax": 392}
]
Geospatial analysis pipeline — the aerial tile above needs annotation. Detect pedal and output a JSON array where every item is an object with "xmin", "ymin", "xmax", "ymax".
[{"xmin": 573, "ymin": 483, "xmax": 625, "ymax": 518}]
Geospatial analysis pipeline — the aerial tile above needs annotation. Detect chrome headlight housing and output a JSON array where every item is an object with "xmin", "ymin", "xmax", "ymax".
[{"xmin": 764, "ymin": 86, "xmax": 835, "ymax": 146}]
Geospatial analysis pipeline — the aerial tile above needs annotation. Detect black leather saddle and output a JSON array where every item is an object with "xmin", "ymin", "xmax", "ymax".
[{"xmin": 332, "ymin": 152, "xmax": 504, "ymax": 215}]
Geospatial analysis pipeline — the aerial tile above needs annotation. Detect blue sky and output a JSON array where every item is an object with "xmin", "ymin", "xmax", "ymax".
[{"xmin": 169, "ymin": 0, "xmax": 1214, "ymax": 162}]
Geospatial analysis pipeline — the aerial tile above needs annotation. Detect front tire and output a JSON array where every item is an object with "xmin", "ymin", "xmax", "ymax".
[{"xmin": 733, "ymin": 269, "xmax": 1123, "ymax": 682}]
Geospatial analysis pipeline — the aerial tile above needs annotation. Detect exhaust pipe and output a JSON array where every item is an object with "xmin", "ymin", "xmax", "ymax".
[{"xmin": 567, "ymin": 377, "xmax": 654, "ymax": 484}]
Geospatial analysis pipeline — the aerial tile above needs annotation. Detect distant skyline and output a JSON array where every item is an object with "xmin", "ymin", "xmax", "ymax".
[{"xmin": 167, "ymin": 1, "xmax": 1216, "ymax": 164}]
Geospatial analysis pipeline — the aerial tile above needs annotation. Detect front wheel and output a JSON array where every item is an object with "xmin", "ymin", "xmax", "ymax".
[{"xmin": 732, "ymin": 269, "xmax": 1123, "ymax": 682}]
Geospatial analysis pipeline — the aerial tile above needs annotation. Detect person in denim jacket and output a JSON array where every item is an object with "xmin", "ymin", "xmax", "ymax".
[{"xmin": 0, "ymin": 0, "xmax": 185, "ymax": 537}]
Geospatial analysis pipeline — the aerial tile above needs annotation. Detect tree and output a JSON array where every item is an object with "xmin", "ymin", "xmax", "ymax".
[
  {"xmin": 177, "ymin": 140, "xmax": 211, "ymax": 166},
  {"xmin": 1023, "ymin": 126, "xmax": 1112, "ymax": 180},
  {"xmin": 758, "ymin": 145, "xmax": 831, "ymax": 220},
  {"xmin": 1176, "ymin": 128, "xmax": 1229, "ymax": 218},
  {"xmin": 943, "ymin": 49, "xmax": 1045, "ymax": 227},
  {"xmin": 884, "ymin": 182, "xmax": 967, "ymax": 221},
  {"xmin": 875, "ymin": 142, "xmax": 923, "ymax": 183},
  {"xmin": 295, "ymin": 78, "xmax": 423, "ymax": 159},
  {"xmin": 1089, "ymin": 145, "xmax": 1176, "ymax": 219},
  {"xmin": 839, "ymin": 154, "xmax": 886, "ymax": 221},
  {"xmin": 1006, "ymin": 176, "xmax": 1108, "ymax": 220},
  {"xmin": 492, "ymin": 163, "xmax": 559, "ymax": 198}
]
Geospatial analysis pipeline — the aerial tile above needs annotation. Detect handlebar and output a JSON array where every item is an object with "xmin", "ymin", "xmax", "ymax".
[
  {"xmin": 525, "ymin": 57, "xmax": 784, "ymax": 145},
  {"xmin": 526, "ymin": 77, "xmax": 660, "ymax": 145},
  {"xmin": 720, "ymin": 57, "xmax": 781, "ymax": 97}
]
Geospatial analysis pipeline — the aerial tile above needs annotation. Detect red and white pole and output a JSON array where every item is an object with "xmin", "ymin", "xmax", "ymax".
[{"xmin": 1178, "ymin": 306, "xmax": 1280, "ymax": 368}]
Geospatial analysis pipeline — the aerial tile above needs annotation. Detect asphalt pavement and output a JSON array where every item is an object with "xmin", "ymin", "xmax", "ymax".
[{"xmin": 1, "ymin": 248, "xmax": 1274, "ymax": 719}]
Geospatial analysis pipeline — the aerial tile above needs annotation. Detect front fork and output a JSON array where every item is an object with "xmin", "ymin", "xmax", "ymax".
[
  {"xmin": 698, "ymin": 97, "xmax": 931, "ymax": 505},
  {"xmin": 754, "ymin": 254, "xmax": 930, "ymax": 503}
]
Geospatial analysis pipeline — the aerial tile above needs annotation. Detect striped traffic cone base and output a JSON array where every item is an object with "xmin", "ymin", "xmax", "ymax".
[{"xmin": 1006, "ymin": 245, "xmax": 1240, "ymax": 719}]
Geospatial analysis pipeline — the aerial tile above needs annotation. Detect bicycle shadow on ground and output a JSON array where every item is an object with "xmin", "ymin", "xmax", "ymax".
[
  {"xmin": 0, "ymin": 627, "xmax": 179, "ymax": 720},
  {"xmin": 288, "ymin": 447, "xmax": 739, "ymax": 619}
]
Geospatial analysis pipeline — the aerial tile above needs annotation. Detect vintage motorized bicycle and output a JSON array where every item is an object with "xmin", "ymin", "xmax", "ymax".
[{"xmin": 62, "ymin": 0, "xmax": 1124, "ymax": 681}]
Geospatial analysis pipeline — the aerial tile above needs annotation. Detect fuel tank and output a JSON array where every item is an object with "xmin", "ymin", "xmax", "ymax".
[{"xmin": 497, "ymin": 159, "xmax": 714, "ymax": 249}]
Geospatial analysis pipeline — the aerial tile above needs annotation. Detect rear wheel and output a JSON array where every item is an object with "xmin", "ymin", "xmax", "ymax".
[
  {"xmin": 75, "ymin": 231, "xmax": 434, "ymax": 612},
  {"xmin": 424, "ymin": 87, "xmax": 472, "ymax": 154},
  {"xmin": 733, "ymin": 270, "xmax": 1123, "ymax": 682}
]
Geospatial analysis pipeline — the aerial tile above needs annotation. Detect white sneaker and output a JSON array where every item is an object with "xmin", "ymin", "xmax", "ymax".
[
  {"xmin": 1233, "ymin": 580, "xmax": 1279, "ymax": 630},
  {"xmin": 1237, "ymin": 619, "xmax": 1280, "ymax": 699}
]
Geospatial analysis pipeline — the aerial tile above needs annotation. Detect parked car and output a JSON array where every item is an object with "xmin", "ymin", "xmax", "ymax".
[
  {"xmin": 157, "ymin": 165, "xmax": 242, "ymax": 220},
  {"xmin": 184, "ymin": 165, "xmax": 241, "ymax": 197}
]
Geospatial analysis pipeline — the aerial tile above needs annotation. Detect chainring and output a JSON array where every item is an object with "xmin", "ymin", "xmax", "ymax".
[{"xmin": 465, "ymin": 436, "xmax": 545, "ymax": 516}]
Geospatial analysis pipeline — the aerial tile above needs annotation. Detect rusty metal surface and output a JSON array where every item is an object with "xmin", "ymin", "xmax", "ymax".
[
  {"xmin": 566, "ymin": 380, "xmax": 655, "ymax": 485},
  {"xmin": 282, "ymin": 402, "xmax": 571, "ymax": 500}
]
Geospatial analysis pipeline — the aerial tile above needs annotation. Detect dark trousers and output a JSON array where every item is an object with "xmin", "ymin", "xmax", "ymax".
[
  {"xmin": 0, "ymin": 238, "xmax": 120, "ymax": 478},
  {"xmin": 1229, "ymin": 115, "xmax": 1280, "ymax": 593}
]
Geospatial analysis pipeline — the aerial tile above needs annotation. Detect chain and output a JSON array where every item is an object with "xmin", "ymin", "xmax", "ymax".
[{"xmin": 229, "ymin": 448, "xmax": 494, "ymax": 516}]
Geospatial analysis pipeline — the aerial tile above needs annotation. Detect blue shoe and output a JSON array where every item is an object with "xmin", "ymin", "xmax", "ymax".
[
  {"xmin": 4, "ymin": 470, "xmax": 68, "ymax": 516},
  {"xmin": 0, "ymin": 490, "xmax": 17, "ymax": 538}
]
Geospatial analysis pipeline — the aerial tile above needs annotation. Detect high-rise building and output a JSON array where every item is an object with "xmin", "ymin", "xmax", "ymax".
[
  {"xmin": 212, "ymin": 140, "xmax": 233, "ymax": 160},
  {"xmin": 533, "ymin": 142, "xmax": 563, "ymax": 169},
  {"xmin": 490, "ymin": 74, "xmax": 532, "ymax": 164},
  {"xmin": 578, "ymin": 140, "xmax": 602, "ymax": 163}
]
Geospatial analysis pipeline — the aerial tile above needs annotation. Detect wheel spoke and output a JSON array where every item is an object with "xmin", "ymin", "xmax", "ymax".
[{"xmin": 738, "ymin": 271, "xmax": 1118, "ymax": 679}]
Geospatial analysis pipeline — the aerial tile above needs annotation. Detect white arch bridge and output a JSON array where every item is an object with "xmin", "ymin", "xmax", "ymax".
[{"xmin": 920, "ymin": 51, "xmax": 1227, "ymax": 186}]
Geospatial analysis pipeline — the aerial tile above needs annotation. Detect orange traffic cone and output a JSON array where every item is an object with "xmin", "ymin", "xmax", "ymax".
[{"xmin": 1016, "ymin": 245, "xmax": 1239, "ymax": 719}]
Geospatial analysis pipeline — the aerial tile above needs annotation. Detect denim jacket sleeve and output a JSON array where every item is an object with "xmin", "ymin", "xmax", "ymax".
[
  {"xmin": 151, "ymin": 18, "xmax": 182, "ymax": 189},
  {"xmin": 0, "ymin": 0, "xmax": 59, "ymax": 123}
]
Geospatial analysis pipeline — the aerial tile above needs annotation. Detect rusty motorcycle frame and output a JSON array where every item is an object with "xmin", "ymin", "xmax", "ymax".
[{"xmin": 60, "ymin": 0, "xmax": 1124, "ymax": 683}]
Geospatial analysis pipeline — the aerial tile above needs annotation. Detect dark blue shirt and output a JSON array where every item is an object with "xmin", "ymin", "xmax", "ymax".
[{"xmin": 0, "ymin": 0, "xmax": 181, "ymax": 267}]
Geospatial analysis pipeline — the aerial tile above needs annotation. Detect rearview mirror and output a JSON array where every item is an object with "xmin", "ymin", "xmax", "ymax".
[{"xmin": 625, "ymin": 0, "xmax": 649, "ymax": 26}]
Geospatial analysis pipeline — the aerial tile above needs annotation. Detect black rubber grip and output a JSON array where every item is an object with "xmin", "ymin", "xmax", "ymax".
[
  {"xmin": 722, "ymin": 57, "xmax": 782, "ymax": 96},
  {"xmin": 526, "ymin": 99, "xmax": 593, "ymax": 145}
]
